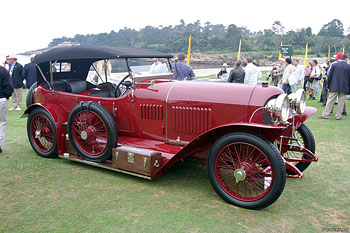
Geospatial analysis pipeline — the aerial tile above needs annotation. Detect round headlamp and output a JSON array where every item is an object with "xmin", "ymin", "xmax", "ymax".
[
  {"xmin": 288, "ymin": 89, "xmax": 306, "ymax": 114},
  {"xmin": 266, "ymin": 94, "xmax": 290, "ymax": 123}
]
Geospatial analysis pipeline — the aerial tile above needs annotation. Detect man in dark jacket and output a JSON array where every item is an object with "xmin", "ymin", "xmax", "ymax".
[
  {"xmin": 6, "ymin": 55, "xmax": 23, "ymax": 110},
  {"xmin": 320, "ymin": 54, "xmax": 350, "ymax": 120},
  {"xmin": 227, "ymin": 60, "xmax": 245, "ymax": 83},
  {"xmin": 22, "ymin": 55, "xmax": 37, "ymax": 89},
  {"xmin": 0, "ymin": 66, "xmax": 14, "ymax": 152}
]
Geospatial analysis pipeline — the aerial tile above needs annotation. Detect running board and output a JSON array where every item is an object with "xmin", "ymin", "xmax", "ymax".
[{"xmin": 59, "ymin": 154, "xmax": 152, "ymax": 180}]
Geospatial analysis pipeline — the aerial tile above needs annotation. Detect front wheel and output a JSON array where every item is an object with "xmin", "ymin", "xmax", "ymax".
[
  {"xmin": 27, "ymin": 108, "xmax": 58, "ymax": 158},
  {"xmin": 208, "ymin": 132, "xmax": 286, "ymax": 209},
  {"xmin": 283, "ymin": 123, "xmax": 315, "ymax": 174}
]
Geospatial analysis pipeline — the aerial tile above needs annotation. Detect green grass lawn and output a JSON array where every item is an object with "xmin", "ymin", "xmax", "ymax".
[{"xmin": 1, "ymin": 91, "xmax": 349, "ymax": 233}]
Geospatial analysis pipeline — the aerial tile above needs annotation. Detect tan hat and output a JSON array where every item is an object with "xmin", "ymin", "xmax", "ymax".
[{"xmin": 7, "ymin": 54, "xmax": 17, "ymax": 60}]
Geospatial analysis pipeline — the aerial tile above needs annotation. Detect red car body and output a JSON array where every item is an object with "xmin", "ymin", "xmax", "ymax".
[{"xmin": 23, "ymin": 46, "xmax": 318, "ymax": 209}]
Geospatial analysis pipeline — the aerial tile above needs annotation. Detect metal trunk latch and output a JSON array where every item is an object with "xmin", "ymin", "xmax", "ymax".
[{"xmin": 127, "ymin": 152, "xmax": 134, "ymax": 164}]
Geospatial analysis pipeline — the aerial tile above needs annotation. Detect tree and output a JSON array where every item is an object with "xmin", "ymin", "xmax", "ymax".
[
  {"xmin": 272, "ymin": 21, "xmax": 285, "ymax": 35},
  {"xmin": 318, "ymin": 19, "xmax": 344, "ymax": 37}
]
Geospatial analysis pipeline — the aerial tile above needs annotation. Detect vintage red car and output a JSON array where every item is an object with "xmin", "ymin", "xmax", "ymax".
[{"xmin": 23, "ymin": 46, "xmax": 318, "ymax": 209}]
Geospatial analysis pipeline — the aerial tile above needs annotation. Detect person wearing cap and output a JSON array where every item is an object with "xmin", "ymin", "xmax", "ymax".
[
  {"xmin": 275, "ymin": 58, "xmax": 286, "ymax": 87},
  {"xmin": 217, "ymin": 63, "xmax": 228, "ymax": 80},
  {"xmin": 6, "ymin": 55, "xmax": 23, "ymax": 111},
  {"xmin": 319, "ymin": 54, "xmax": 350, "ymax": 120},
  {"xmin": 326, "ymin": 52, "xmax": 347, "ymax": 115},
  {"xmin": 0, "ymin": 66, "xmax": 14, "ymax": 152},
  {"xmin": 327, "ymin": 52, "xmax": 343, "ymax": 76},
  {"xmin": 22, "ymin": 54, "xmax": 37, "ymax": 89}
]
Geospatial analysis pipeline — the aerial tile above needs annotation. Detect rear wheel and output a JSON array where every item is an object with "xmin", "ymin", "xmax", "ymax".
[
  {"xmin": 27, "ymin": 108, "xmax": 57, "ymax": 158},
  {"xmin": 208, "ymin": 132, "xmax": 286, "ymax": 209},
  {"xmin": 68, "ymin": 102, "xmax": 117, "ymax": 163}
]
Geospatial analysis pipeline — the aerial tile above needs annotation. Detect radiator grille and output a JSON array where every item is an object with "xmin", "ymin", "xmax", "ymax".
[
  {"xmin": 172, "ymin": 106, "xmax": 211, "ymax": 134},
  {"xmin": 140, "ymin": 104, "xmax": 164, "ymax": 120}
]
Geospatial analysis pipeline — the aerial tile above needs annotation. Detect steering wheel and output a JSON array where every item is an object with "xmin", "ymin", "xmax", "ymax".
[{"xmin": 115, "ymin": 74, "xmax": 133, "ymax": 97}]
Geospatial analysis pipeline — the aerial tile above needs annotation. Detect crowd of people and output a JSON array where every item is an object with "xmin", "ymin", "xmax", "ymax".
[
  {"xmin": 0, "ymin": 50, "xmax": 349, "ymax": 153},
  {"xmin": 0, "ymin": 54, "xmax": 36, "ymax": 153}
]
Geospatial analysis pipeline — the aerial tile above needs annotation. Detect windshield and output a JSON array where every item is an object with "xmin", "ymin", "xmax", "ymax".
[{"xmin": 86, "ymin": 58, "xmax": 172, "ymax": 85}]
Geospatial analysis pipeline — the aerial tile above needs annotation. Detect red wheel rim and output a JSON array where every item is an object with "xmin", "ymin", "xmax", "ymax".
[
  {"xmin": 214, "ymin": 142, "xmax": 274, "ymax": 201},
  {"xmin": 30, "ymin": 114, "xmax": 55, "ymax": 152},
  {"xmin": 72, "ymin": 110, "xmax": 108, "ymax": 156}
]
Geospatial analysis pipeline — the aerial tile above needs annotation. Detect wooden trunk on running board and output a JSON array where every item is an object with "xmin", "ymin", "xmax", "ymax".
[{"xmin": 112, "ymin": 146, "xmax": 162, "ymax": 176}]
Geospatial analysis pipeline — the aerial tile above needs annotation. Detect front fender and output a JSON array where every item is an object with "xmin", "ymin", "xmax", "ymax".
[
  {"xmin": 293, "ymin": 106, "xmax": 317, "ymax": 128},
  {"xmin": 152, "ymin": 122, "xmax": 286, "ymax": 179},
  {"xmin": 22, "ymin": 103, "xmax": 68, "ymax": 156}
]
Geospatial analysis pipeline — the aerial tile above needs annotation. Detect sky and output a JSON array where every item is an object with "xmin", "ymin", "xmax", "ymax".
[{"xmin": 1, "ymin": 0, "xmax": 350, "ymax": 55}]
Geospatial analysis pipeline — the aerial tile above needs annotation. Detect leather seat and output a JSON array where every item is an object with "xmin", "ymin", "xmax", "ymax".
[
  {"xmin": 42, "ymin": 80, "xmax": 68, "ymax": 92},
  {"xmin": 66, "ymin": 80, "xmax": 88, "ymax": 94}
]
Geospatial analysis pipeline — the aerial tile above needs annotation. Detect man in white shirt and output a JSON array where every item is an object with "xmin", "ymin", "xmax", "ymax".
[
  {"xmin": 244, "ymin": 57, "xmax": 261, "ymax": 85},
  {"xmin": 292, "ymin": 59, "xmax": 305, "ymax": 92},
  {"xmin": 150, "ymin": 58, "xmax": 168, "ymax": 74}
]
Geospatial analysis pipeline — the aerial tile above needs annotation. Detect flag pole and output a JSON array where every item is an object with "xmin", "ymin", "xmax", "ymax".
[
  {"xmin": 343, "ymin": 45, "xmax": 345, "ymax": 54},
  {"xmin": 278, "ymin": 41, "xmax": 283, "ymax": 60},
  {"xmin": 328, "ymin": 45, "xmax": 331, "ymax": 61},
  {"xmin": 186, "ymin": 34, "xmax": 192, "ymax": 65},
  {"xmin": 237, "ymin": 39, "xmax": 242, "ymax": 60},
  {"xmin": 304, "ymin": 43, "xmax": 308, "ymax": 66}
]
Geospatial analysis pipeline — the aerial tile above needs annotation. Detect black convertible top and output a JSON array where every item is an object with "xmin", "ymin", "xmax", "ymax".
[
  {"xmin": 34, "ymin": 46, "xmax": 173, "ymax": 84},
  {"xmin": 35, "ymin": 46, "xmax": 173, "ymax": 64}
]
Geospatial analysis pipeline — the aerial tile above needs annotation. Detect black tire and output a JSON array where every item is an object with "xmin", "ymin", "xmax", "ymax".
[
  {"xmin": 67, "ymin": 101, "xmax": 117, "ymax": 163},
  {"xmin": 27, "ymin": 107, "xmax": 58, "ymax": 158},
  {"xmin": 285, "ymin": 123, "xmax": 315, "ymax": 174},
  {"xmin": 208, "ymin": 132, "xmax": 286, "ymax": 209},
  {"xmin": 26, "ymin": 82, "xmax": 37, "ymax": 108}
]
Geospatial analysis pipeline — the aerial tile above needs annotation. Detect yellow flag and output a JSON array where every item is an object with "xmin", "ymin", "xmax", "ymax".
[
  {"xmin": 328, "ymin": 45, "xmax": 331, "ymax": 61},
  {"xmin": 278, "ymin": 41, "xmax": 283, "ymax": 60},
  {"xmin": 237, "ymin": 39, "xmax": 242, "ymax": 60},
  {"xmin": 304, "ymin": 43, "xmax": 308, "ymax": 66},
  {"xmin": 186, "ymin": 34, "xmax": 191, "ymax": 65},
  {"xmin": 343, "ymin": 45, "xmax": 345, "ymax": 54}
]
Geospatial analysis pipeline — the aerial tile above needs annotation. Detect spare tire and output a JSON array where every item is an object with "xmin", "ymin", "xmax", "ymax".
[
  {"xmin": 67, "ymin": 101, "xmax": 117, "ymax": 162},
  {"xmin": 26, "ymin": 82, "xmax": 37, "ymax": 108}
]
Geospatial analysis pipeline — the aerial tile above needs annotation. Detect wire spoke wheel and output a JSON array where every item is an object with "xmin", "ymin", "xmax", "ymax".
[
  {"xmin": 281, "ymin": 123, "xmax": 315, "ymax": 173},
  {"xmin": 72, "ymin": 110, "xmax": 108, "ymax": 156},
  {"xmin": 30, "ymin": 114, "xmax": 55, "ymax": 152},
  {"xmin": 208, "ymin": 132, "xmax": 285, "ymax": 209},
  {"xmin": 27, "ymin": 108, "xmax": 57, "ymax": 158},
  {"xmin": 68, "ymin": 102, "xmax": 117, "ymax": 163},
  {"xmin": 283, "ymin": 130, "xmax": 305, "ymax": 164},
  {"xmin": 215, "ymin": 142, "xmax": 273, "ymax": 201}
]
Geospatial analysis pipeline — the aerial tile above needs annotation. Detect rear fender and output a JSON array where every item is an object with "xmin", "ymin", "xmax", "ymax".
[
  {"xmin": 152, "ymin": 123, "xmax": 285, "ymax": 179},
  {"xmin": 22, "ymin": 103, "xmax": 68, "ymax": 156}
]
